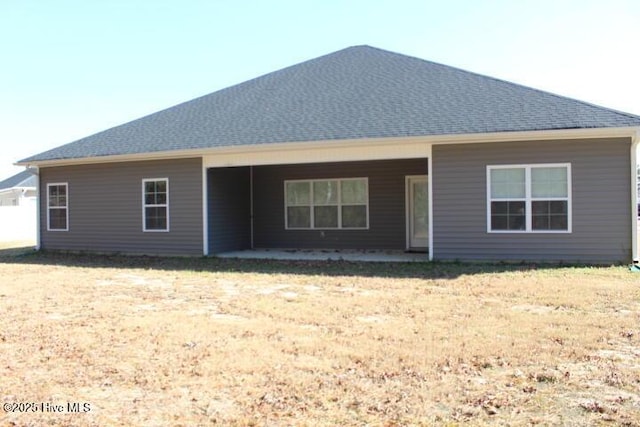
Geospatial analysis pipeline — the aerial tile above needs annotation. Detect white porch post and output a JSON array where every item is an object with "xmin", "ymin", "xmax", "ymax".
[
  {"xmin": 427, "ymin": 144, "xmax": 434, "ymax": 261},
  {"xmin": 632, "ymin": 132, "xmax": 639, "ymax": 263},
  {"xmin": 250, "ymin": 166, "xmax": 254, "ymax": 249},
  {"xmin": 33, "ymin": 166, "xmax": 41, "ymax": 250},
  {"xmin": 202, "ymin": 162, "xmax": 209, "ymax": 256}
]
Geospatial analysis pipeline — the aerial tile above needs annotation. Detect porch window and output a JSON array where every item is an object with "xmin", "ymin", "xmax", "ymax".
[
  {"xmin": 143, "ymin": 178, "xmax": 169, "ymax": 232},
  {"xmin": 487, "ymin": 164, "xmax": 571, "ymax": 233},
  {"xmin": 47, "ymin": 183, "xmax": 68, "ymax": 231},
  {"xmin": 285, "ymin": 178, "xmax": 368, "ymax": 229}
]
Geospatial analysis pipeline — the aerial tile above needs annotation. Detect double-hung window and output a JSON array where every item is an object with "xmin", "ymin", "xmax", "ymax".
[
  {"xmin": 487, "ymin": 164, "xmax": 571, "ymax": 233},
  {"xmin": 143, "ymin": 178, "xmax": 169, "ymax": 232},
  {"xmin": 47, "ymin": 183, "xmax": 69, "ymax": 231},
  {"xmin": 285, "ymin": 178, "xmax": 368, "ymax": 229}
]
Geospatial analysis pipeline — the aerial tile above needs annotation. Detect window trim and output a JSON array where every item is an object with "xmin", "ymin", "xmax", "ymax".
[
  {"xmin": 46, "ymin": 182, "xmax": 69, "ymax": 232},
  {"xmin": 142, "ymin": 178, "xmax": 170, "ymax": 232},
  {"xmin": 486, "ymin": 163, "xmax": 572, "ymax": 234},
  {"xmin": 284, "ymin": 177, "xmax": 369, "ymax": 230}
]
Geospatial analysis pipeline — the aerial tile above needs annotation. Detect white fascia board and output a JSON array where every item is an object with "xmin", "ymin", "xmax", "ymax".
[
  {"xmin": 15, "ymin": 127, "xmax": 640, "ymax": 169},
  {"xmin": 4, "ymin": 186, "xmax": 36, "ymax": 192},
  {"xmin": 427, "ymin": 126, "xmax": 640, "ymax": 145},
  {"xmin": 0, "ymin": 188, "xmax": 19, "ymax": 196}
]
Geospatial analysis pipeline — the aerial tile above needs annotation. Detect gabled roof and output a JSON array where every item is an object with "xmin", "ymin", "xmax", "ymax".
[
  {"xmin": 0, "ymin": 170, "xmax": 36, "ymax": 190},
  {"xmin": 21, "ymin": 45, "xmax": 640, "ymax": 163}
]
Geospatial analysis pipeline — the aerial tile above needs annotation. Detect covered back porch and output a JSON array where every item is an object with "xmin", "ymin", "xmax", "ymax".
[{"xmin": 202, "ymin": 141, "xmax": 432, "ymax": 260}]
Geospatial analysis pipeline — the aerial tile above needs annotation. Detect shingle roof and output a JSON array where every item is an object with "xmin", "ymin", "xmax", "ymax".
[
  {"xmin": 0, "ymin": 170, "xmax": 36, "ymax": 190},
  {"xmin": 21, "ymin": 45, "xmax": 640, "ymax": 163}
]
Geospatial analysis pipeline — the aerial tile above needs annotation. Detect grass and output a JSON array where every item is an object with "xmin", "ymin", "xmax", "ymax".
[{"xmin": 0, "ymin": 250, "xmax": 639, "ymax": 426}]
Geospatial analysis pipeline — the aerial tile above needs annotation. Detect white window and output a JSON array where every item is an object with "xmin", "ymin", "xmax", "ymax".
[
  {"xmin": 47, "ymin": 183, "xmax": 69, "ymax": 231},
  {"xmin": 142, "ymin": 178, "xmax": 169, "ymax": 232},
  {"xmin": 284, "ymin": 178, "xmax": 368, "ymax": 229},
  {"xmin": 487, "ymin": 164, "xmax": 571, "ymax": 233}
]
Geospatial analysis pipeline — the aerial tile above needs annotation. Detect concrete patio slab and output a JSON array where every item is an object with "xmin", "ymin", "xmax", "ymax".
[{"xmin": 215, "ymin": 249, "xmax": 429, "ymax": 263}]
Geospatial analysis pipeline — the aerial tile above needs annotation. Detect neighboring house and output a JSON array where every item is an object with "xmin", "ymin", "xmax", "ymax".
[
  {"xmin": 17, "ymin": 46, "xmax": 640, "ymax": 263},
  {"xmin": 0, "ymin": 170, "xmax": 36, "ymax": 206},
  {"xmin": 0, "ymin": 170, "xmax": 37, "ymax": 242}
]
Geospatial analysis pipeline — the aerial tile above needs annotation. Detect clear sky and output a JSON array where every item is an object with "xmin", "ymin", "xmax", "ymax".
[{"xmin": 1, "ymin": 0, "xmax": 639, "ymax": 179}]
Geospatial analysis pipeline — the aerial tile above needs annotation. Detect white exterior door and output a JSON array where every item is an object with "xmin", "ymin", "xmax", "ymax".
[{"xmin": 407, "ymin": 176, "xmax": 428, "ymax": 250}]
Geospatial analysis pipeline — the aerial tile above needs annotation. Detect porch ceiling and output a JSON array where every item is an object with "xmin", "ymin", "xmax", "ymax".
[{"xmin": 202, "ymin": 138, "xmax": 431, "ymax": 168}]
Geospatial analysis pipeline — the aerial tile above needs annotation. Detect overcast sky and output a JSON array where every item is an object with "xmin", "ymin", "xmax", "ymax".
[{"xmin": 1, "ymin": 0, "xmax": 639, "ymax": 178}]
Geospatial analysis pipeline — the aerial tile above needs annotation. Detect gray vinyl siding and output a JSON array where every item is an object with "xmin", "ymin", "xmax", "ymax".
[
  {"xmin": 40, "ymin": 158, "xmax": 203, "ymax": 255},
  {"xmin": 432, "ymin": 138, "xmax": 632, "ymax": 263},
  {"xmin": 208, "ymin": 167, "xmax": 251, "ymax": 254},
  {"xmin": 252, "ymin": 159, "xmax": 427, "ymax": 249}
]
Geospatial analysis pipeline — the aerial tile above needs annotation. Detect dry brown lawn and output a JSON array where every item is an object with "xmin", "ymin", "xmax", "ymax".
[{"xmin": 0, "ymin": 250, "xmax": 639, "ymax": 426}]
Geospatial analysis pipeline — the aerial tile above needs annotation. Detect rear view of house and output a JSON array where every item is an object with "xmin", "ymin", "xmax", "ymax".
[{"xmin": 17, "ymin": 46, "xmax": 640, "ymax": 263}]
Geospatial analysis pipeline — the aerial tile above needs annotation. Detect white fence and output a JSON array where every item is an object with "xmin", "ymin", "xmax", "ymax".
[{"xmin": 0, "ymin": 203, "xmax": 37, "ymax": 242}]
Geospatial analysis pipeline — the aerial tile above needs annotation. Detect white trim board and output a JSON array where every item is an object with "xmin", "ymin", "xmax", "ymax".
[{"xmin": 17, "ymin": 127, "xmax": 640, "ymax": 169}]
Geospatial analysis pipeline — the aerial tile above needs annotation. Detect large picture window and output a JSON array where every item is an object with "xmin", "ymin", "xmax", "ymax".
[
  {"xmin": 143, "ymin": 178, "xmax": 169, "ymax": 232},
  {"xmin": 47, "ymin": 183, "xmax": 68, "ymax": 231},
  {"xmin": 487, "ymin": 164, "xmax": 571, "ymax": 233},
  {"xmin": 285, "ymin": 178, "xmax": 368, "ymax": 229}
]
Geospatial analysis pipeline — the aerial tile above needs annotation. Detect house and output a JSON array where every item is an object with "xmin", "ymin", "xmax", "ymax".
[
  {"xmin": 0, "ymin": 170, "xmax": 37, "ymax": 206},
  {"xmin": 0, "ymin": 170, "xmax": 37, "ymax": 242},
  {"xmin": 17, "ymin": 46, "xmax": 640, "ymax": 263}
]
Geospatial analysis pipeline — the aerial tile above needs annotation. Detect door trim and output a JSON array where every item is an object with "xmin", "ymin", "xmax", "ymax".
[{"xmin": 406, "ymin": 175, "xmax": 428, "ymax": 251}]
